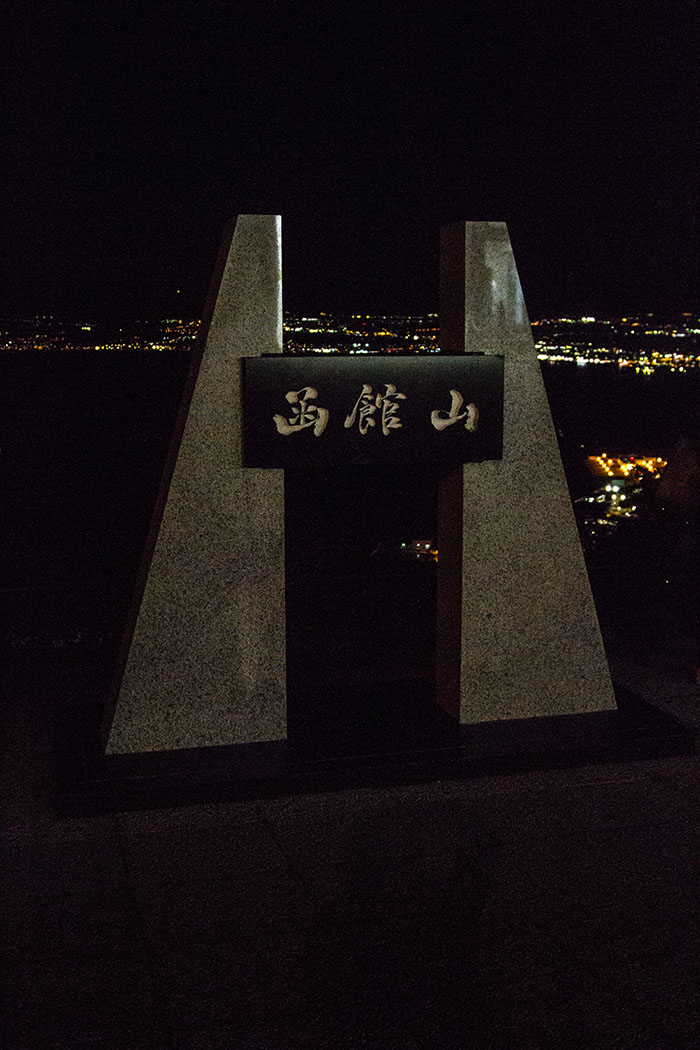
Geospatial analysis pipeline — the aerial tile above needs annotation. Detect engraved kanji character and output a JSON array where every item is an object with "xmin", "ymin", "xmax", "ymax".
[
  {"xmin": 345, "ymin": 383, "xmax": 407, "ymax": 435},
  {"xmin": 430, "ymin": 389, "xmax": 479, "ymax": 432},
  {"xmin": 273, "ymin": 387, "xmax": 329, "ymax": 436}
]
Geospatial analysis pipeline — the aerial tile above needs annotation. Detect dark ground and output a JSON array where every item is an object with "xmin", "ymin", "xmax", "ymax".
[{"xmin": 2, "ymin": 642, "xmax": 698, "ymax": 1049}]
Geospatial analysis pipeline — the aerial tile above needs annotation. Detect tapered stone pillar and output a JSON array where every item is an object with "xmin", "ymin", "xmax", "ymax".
[
  {"xmin": 440, "ymin": 221, "xmax": 615, "ymax": 722},
  {"xmin": 105, "ymin": 215, "xmax": 286, "ymax": 753}
]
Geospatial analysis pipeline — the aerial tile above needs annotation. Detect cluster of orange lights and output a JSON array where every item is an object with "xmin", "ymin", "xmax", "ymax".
[{"xmin": 588, "ymin": 454, "xmax": 667, "ymax": 479}]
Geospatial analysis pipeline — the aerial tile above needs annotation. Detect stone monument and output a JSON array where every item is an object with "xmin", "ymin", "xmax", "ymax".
[
  {"xmin": 103, "ymin": 215, "xmax": 614, "ymax": 756},
  {"xmin": 104, "ymin": 215, "xmax": 286, "ymax": 753},
  {"xmin": 438, "ymin": 222, "xmax": 615, "ymax": 722}
]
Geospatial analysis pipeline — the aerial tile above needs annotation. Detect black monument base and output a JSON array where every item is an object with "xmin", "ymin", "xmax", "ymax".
[{"xmin": 55, "ymin": 685, "xmax": 696, "ymax": 819}]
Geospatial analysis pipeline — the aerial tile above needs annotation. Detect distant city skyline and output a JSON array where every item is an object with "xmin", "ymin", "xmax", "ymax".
[{"xmin": 3, "ymin": 310, "xmax": 700, "ymax": 375}]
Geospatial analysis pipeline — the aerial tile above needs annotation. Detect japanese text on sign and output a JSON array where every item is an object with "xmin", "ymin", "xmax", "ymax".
[
  {"xmin": 272, "ymin": 383, "xmax": 477, "ymax": 438},
  {"xmin": 242, "ymin": 355, "xmax": 503, "ymax": 467}
]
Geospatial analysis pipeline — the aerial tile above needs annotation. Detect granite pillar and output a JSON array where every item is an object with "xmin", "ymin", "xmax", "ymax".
[
  {"xmin": 105, "ymin": 215, "xmax": 286, "ymax": 753},
  {"xmin": 440, "ymin": 221, "xmax": 616, "ymax": 722}
]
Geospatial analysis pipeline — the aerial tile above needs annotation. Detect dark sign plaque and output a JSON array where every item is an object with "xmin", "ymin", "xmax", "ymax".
[{"xmin": 242, "ymin": 355, "xmax": 503, "ymax": 467}]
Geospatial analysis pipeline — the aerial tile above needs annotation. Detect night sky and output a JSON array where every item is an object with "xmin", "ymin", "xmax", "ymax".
[{"xmin": 4, "ymin": 0, "xmax": 698, "ymax": 322}]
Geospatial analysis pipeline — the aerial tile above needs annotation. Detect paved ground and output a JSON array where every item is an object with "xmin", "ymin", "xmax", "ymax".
[{"xmin": 2, "ymin": 645, "xmax": 699, "ymax": 1050}]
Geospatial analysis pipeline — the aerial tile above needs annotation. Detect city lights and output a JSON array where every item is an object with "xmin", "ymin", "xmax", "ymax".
[
  {"xmin": 588, "ymin": 454, "xmax": 666, "ymax": 480},
  {"xmin": 1, "ymin": 312, "xmax": 698, "ymax": 366},
  {"xmin": 535, "ymin": 314, "xmax": 700, "ymax": 371}
]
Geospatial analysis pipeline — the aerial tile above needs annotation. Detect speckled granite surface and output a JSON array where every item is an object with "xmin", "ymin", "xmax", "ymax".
[
  {"xmin": 107, "ymin": 215, "xmax": 286, "ymax": 753},
  {"xmin": 450, "ymin": 221, "xmax": 616, "ymax": 721}
]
